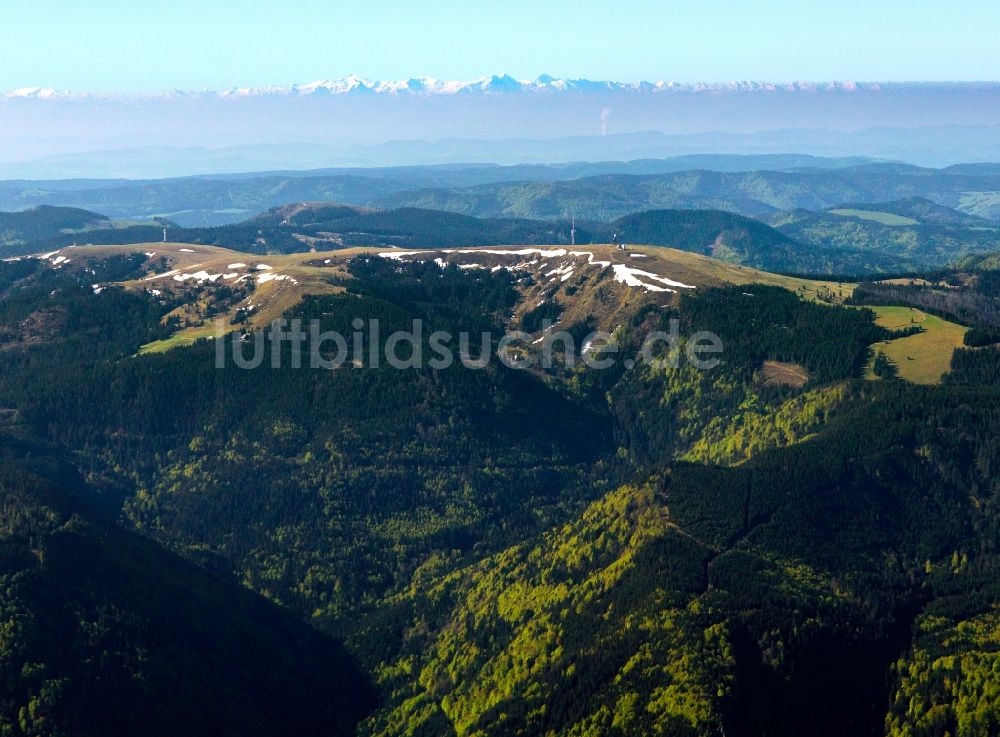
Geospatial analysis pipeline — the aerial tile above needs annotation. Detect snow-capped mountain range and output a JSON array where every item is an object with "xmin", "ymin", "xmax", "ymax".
[
  {"xmin": 7, "ymin": 76, "xmax": 994, "ymax": 100},
  {"xmin": 2, "ymin": 77, "xmax": 999, "ymax": 175},
  {"xmin": 215, "ymin": 76, "xmax": 878, "ymax": 98}
]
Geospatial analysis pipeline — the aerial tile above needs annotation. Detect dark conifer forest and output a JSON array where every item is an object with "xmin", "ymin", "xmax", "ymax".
[{"xmin": 0, "ymin": 242, "xmax": 998, "ymax": 736}]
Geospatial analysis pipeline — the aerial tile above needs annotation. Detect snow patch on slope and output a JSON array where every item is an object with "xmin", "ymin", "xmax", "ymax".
[{"xmin": 611, "ymin": 265, "xmax": 696, "ymax": 293}]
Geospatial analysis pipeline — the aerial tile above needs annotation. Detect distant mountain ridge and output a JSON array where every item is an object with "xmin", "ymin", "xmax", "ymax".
[
  {"xmin": 6, "ymin": 201, "xmax": 799, "ymax": 267},
  {"xmin": 12, "ymin": 78, "xmax": 997, "ymax": 100},
  {"xmin": 0, "ymin": 200, "xmax": 914, "ymax": 274},
  {"xmin": 9, "ymin": 162, "xmax": 1000, "ymax": 274},
  {"xmin": 0, "ymin": 147, "xmax": 883, "ymax": 183},
  {"xmin": 381, "ymin": 165, "xmax": 1000, "ymax": 222},
  {"xmin": 8, "ymin": 159, "xmax": 1000, "ymax": 227},
  {"xmin": 5, "ymin": 81, "xmax": 1000, "ymax": 170}
]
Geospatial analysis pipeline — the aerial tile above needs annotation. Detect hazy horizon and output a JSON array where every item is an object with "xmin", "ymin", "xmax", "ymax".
[
  {"xmin": 2, "ymin": 79, "xmax": 1000, "ymax": 178},
  {"xmin": 6, "ymin": 1, "xmax": 999, "ymax": 179}
]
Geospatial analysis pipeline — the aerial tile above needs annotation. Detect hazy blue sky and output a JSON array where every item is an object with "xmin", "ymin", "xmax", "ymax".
[{"xmin": 3, "ymin": 0, "xmax": 998, "ymax": 91}]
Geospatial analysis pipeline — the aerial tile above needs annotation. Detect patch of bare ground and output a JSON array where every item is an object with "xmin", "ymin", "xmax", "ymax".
[{"xmin": 760, "ymin": 360, "xmax": 810, "ymax": 388}]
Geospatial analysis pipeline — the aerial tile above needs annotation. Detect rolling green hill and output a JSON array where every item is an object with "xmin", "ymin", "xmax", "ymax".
[
  {"xmin": 379, "ymin": 165, "xmax": 1000, "ymax": 222},
  {"xmin": 607, "ymin": 209, "xmax": 806, "ymax": 270},
  {"xmin": 22, "ymin": 204, "xmax": 588, "ymax": 255},
  {"xmin": 22, "ymin": 204, "xmax": 797, "ymax": 270},
  {"xmin": 0, "ymin": 206, "xmax": 170, "ymax": 258},
  {"xmin": 0, "ymin": 202, "xmax": 901, "ymax": 274},
  {"xmin": 7, "ymin": 161, "xmax": 1000, "ymax": 228},
  {"xmin": 11, "ymin": 163, "xmax": 1000, "ymax": 275},
  {"xmin": 829, "ymin": 196, "xmax": 991, "ymax": 227},
  {"xmin": 765, "ymin": 198, "xmax": 1000, "ymax": 271},
  {"xmin": 0, "ymin": 206, "xmax": 111, "ymax": 247},
  {"xmin": 293, "ymin": 206, "xmax": 580, "ymax": 248}
]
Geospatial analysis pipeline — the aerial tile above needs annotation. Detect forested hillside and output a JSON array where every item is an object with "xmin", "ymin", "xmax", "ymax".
[
  {"xmin": 17, "ymin": 204, "xmax": 806, "ymax": 269},
  {"xmin": 0, "ymin": 258, "xmax": 610, "ymax": 620},
  {"xmin": 0, "ymin": 245, "xmax": 996, "ymax": 735},
  {"xmin": 5, "ymin": 160, "xmax": 1000, "ymax": 230},
  {"xmin": 14, "ymin": 204, "xmax": 587, "ymax": 256},
  {"xmin": 0, "ymin": 205, "xmax": 113, "ymax": 248},
  {"xmin": 765, "ymin": 199, "xmax": 1000, "ymax": 271},
  {"xmin": 0, "ymin": 434, "xmax": 374, "ymax": 737},
  {"xmin": 363, "ymin": 383, "xmax": 1000, "ymax": 737},
  {"xmin": 13, "ymin": 196, "xmax": 999, "ymax": 276},
  {"xmin": 379, "ymin": 165, "xmax": 1000, "ymax": 221}
]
